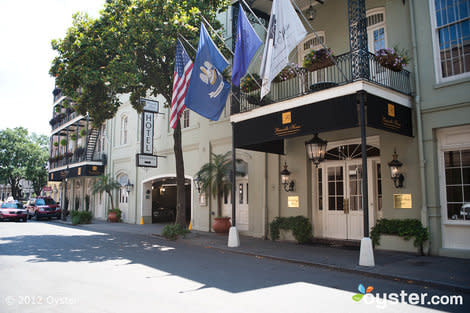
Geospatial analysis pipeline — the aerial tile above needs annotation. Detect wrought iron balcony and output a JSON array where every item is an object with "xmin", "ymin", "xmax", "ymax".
[
  {"xmin": 49, "ymin": 109, "xmax": 79, "ymax": 131},
  {"xmin": 49, "ymin": 150, "xmax": 106, "ymax": 170},
  {"xmin": 233, "ymin": 51, "xmax": 411, "ymax": 114}
]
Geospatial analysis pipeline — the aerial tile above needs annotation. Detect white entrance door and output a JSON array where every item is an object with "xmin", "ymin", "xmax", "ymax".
[
  {"xmin": 119, "ymin": 187, "xmax": 129, "ymax": 222},
  {"xmin": 323, "ymin": 160, "xmax": 364, "ymax": 240},
  {"xmin": 222, "ymin": 177, "xmax": 249, "ymax": 231}
]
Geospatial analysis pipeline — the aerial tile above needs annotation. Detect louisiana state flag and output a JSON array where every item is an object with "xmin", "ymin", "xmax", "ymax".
[{"xmin": 185, "ymin": 23, "xmax": 230, "ymax": 121}]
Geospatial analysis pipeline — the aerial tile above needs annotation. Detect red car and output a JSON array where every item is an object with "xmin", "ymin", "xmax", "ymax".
[
  {"xmin": 26, "ymin": 197, "xmax": 61, "ymax": 220},
  {"xmin": 0, "ymin": 201, "xmax": 28, "ymax": 222}
]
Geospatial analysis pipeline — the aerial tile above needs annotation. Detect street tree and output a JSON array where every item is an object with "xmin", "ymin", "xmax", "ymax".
[
  {"xmin": 24, "ymin": 134, "xmax": 49, "ymax": 197},
  {"xmin": 50, "ymin": 0, "xmax": 229, "ymax": 227},
  {"xmin": 0, "ymin": 128, "xmax": 48, "ymax": 199}
]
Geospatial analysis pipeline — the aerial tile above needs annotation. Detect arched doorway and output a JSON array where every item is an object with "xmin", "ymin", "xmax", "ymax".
[
  {"xmin": 315, "ymin": 140, "xmax": 381, "ymax": 240},
  {"xmin": 117, "ymin": 173, "xmax": 130, "ymax": 222},
  {"xmin": 150, "ymin": 177, "xmax": 191, "ymax": 224}
]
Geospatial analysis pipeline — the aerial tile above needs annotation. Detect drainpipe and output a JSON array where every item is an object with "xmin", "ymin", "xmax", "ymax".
[
  {"xmin": 264, "ymin": 152, "xmax": 269, "ymax": 239},
  {"xmin": 409, "ymin": 1, "xmax": 430, "ymax": 251},
  {"xmin": 134, "ymin": 159, "xmax": 139, "ymax": 224}
]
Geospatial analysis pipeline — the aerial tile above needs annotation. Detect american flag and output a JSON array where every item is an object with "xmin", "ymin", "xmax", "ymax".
[{"xmin": 170, "ymin": 40, "xmax": 193, "ymax": 129}]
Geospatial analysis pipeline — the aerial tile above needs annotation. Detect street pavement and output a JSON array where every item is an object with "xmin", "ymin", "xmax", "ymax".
[{"xmin": 0, "ymin": 220, "xmax": 469, "ymax": 313}]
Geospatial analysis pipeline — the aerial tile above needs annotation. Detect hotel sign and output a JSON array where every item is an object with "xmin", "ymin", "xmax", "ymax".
[
  {"xmin": 288, "ymin": 196, "xmax": 299, "ymax": 208},
  {"xmin": 393, "ymin": 194, "xmax": 412, "ymax": 209},
  {"xmin": 141, "ymin": 111, "xmax": 154, "ymax": 154},
  {"xmin": 136, "ymin": 154, "xmax": 158, "ymax": 168},
  {"xmin": 140, "ymin": 98, "xmax": 159, "ymax": 113}
]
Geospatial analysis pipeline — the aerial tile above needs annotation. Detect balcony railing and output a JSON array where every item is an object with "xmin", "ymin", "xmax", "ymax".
[
  {"xmin": 49, "ymin": 109, "xmax": 79, "ymax": 131},
  {"xmin": 234, "ymin": 51, "xmax": 411, "ymax": 114},
  {"xmin": 49, "ymin": 150, "xmax": 106, "ymax": 170}
]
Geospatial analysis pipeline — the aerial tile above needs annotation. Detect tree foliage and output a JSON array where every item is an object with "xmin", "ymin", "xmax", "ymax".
[
  {"xmin": 196, "ymin": 152, "xmax": 244, "ymax": 217},
  {"xmin": 50, "ymin": 0, "xmax": 230, "ymax": 227},
  {"xmin": 91, "ymin": 175, "xmax": 121, "ymax": 213},
  {"xmin": 50, "ymin": 0, "xmax": 229, "ymax": 125},
  {"xmin": 0, "ymin": 128, "xmax": 48, "ymax": 199}
]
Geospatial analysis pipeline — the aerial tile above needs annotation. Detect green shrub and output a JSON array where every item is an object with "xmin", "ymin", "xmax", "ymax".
[
  {"xmin": 161, "ymin": 224, "xmax": 189, "ymax": 240},
  {"xmin": 71, "ymin": 210, "xmax": 93, "ymax": 225},
  {"xmin": 270, "ymin": 216, "xmax": 312, "ymax": 244},
  {"xmin": 371, "ymin": 218, "xmax": 429, "ymax": 255},
  {"xmin": 72, "ymin": 215, "xmax": 81, "ymax": 225}
]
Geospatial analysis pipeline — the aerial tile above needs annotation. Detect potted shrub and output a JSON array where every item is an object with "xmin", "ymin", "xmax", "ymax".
[
  {"xmin": 196, "ymin": 152, "xmax": 244, "ymax": 234},
  {"xmin": 91, "ymin": 175, "xmax": 121, "ymax": 222},
  {"xmin": 375, "ymin": 46, "xmax": 409, "ymax": 72},
  {"xmin": 70, "ymin": 134, "xmax": 77, "ymax": 141},
  {"xmin": 53, "ymin": 142, "xmax": 59, "ymax": 147},
  {"xmin": 80, "ymin": 129, "xmax": 87, "ymax": 137},
  {"xmin": 303, "ymin": 48, "xmax": 335, "ymax": 72},
  {"xmin": 60, "ymin": 139, "xmax": 67, "ymax": 146}
]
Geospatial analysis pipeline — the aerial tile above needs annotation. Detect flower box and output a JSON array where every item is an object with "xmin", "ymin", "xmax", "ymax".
[
  {"xmin": 303, "ymin": 48, "xmax": 335, "ymax": 72},
  {"xmin": 375, "ymin": 47, "xmax": 409, "ymax": 72}
]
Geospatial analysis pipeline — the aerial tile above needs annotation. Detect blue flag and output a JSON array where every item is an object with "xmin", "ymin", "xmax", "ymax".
[
  {"xmin": 185, "ymin": 23, "xmax": 230, "ymax": 121},
  {"xmin": 232, "ymin": 4, "xmax": 262, "ymax": 86}
]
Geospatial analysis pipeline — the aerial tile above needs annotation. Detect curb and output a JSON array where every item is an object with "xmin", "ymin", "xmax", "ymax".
[{"xmin": 205, "ymin": 245, "xmax": 470, "ymax": 294}]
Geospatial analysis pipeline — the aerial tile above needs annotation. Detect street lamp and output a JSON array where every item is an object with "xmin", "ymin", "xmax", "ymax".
[{"xmin": 305, "ymin": 133, "xmax": 328, "ymax": 167}]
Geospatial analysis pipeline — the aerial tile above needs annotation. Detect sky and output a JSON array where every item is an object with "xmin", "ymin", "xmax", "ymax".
[{"xmin": 0, "ymin": 0, "xmax": 106, "ymax": 136}]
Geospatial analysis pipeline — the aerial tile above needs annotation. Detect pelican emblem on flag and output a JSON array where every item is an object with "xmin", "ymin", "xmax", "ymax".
[{"xmin": 199, "ymin": 61, "xmax": 224, "ymax": 98}]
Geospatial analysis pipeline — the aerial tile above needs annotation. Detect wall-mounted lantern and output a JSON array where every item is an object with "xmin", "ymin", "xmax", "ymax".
[
  {"xmin": 125, "ymin": 180, "xmax": 134, "ymax": 193},
  {"xmin": 194, "ymin": 174, "xmax": 202, "ymax": 193},
  {"xmin": 281, "ymin": 162, "xmax": 295, "ymax": 192},
  {"xmin": 305, "ymin": 133, "xmax": 328, "ymax": 167},
  {"xmin": 388, "ymin": 149, "xmax": 404, "ymax": 188}
]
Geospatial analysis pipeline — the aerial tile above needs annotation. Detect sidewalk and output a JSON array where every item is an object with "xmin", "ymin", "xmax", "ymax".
[{"xmin": 56, "ymin": 219, "xmax": 470, "ymax": 293}]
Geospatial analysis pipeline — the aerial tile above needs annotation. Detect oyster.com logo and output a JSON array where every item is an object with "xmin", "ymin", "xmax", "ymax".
[{"xmin": 352, "ymin": 284, "xmax": 374, "ymax": 302}]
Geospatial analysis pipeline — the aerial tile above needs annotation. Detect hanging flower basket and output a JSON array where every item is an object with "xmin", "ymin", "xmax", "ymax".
[
  {"xmin": 303, "ymin": 48, "xmax": 335, "ymax": 72},
  {"xmin": 375, "ymin": 47, "xmax": 409, "ymax": 72},
  {"xmin": 273, "ymin": 63, "xmax": 304, "ymax": 82}
]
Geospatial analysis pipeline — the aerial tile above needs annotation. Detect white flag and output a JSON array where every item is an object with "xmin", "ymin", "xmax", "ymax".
[{"xmin": 259, "ymin": 0, "xmax": 307, "ymax": 99}]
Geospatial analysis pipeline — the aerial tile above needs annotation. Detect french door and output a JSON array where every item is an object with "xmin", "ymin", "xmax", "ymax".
[
  {"xmin": 222, "ymin": 177, "xmax": 249, "ymax": 231},
  {"xmin": 323, "ymin": 160, "xmax": 370, "ymax": 240}
]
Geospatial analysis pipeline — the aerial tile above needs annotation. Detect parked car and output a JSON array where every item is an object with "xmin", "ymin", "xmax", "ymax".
[
  {"xmin": 0, "ymin": 201, "xmax": 28, "ymax": 222},
  {"xmin": 26, "ymin": 197, "xmax": 61, "ymax": 220}
]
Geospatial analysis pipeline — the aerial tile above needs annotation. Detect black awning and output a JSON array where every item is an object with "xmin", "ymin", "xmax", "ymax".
[
  {"xmin": 234, "ymin": 94, "xmax": 358, "ymax": 154},
  {"xmin": 233, "ymin": 92, "xmax": 412, "ymax": 154},
  {"xmin": 49, "ymin": 164, "xmax": 104, "ymax": 182},
  {"xmin": 367, "ymin": 94, "xmax": 413, "ymax": 137}
]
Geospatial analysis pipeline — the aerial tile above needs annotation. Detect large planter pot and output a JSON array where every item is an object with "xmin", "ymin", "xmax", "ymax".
[
  {"xmin": 108, "ymin": 211, "xmax": 119, "ymax": 223},
  {"xmin": 212, "ymin": 217, "xmax": 231, "ymax": 234}
]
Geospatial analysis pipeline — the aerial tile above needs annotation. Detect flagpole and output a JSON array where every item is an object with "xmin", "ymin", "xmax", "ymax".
[
  {"xmin": 178, "ymin": 34, "xmax": 197, "ymax": 54},
  {"xmin": 290, "ymin": 0, "xmax": 349, "ymax": 82},
  {"xmin": 240, "ymin": 0, "xmax": 268, "ymax": 32}
]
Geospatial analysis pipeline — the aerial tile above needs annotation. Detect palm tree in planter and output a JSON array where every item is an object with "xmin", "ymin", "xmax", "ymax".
[
  {"xmin": 91, "ymin": 175, "xmax": 121, "ymax": 222},
  {"xmin": 196, "ymin": 152, "xmax": 243, "ymax": 233}
]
